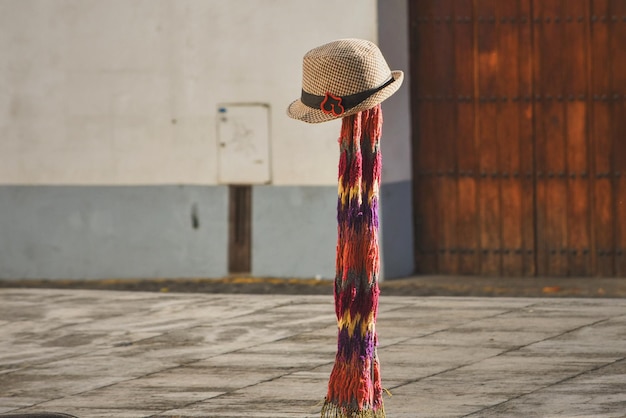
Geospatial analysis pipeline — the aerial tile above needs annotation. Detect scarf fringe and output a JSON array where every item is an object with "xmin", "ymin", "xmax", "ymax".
[{"xmin": 321, "ymin": 400, "xmax": 386, "ymax": 418}]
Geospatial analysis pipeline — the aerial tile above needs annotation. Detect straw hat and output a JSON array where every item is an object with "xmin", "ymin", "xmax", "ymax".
[{"xmin": 287, "ymin": 38, "xmax": 403, "ymax": 124}]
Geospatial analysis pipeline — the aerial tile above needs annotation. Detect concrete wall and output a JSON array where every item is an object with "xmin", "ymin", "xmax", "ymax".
[
  {"xmin": 0, "ymin": 0, "xmax": 376, "ymax": 186},
  {"xmin": 0, "ymin": 185, "xmax": 229, "ymax": 279},
  {"xmin": 252, "ymin": 185, "xmax": 337, "ymax": 279},
  {"xmin": 378, "ymin": 0, "xmax": 415, "ymax": 278},
  {"xmin": 0, "ymin": 0, "xmax": 414, "ymax": 280}
]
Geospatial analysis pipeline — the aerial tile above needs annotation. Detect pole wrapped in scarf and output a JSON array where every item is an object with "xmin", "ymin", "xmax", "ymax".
[{"xmin": 321, "ymin": 104, "xmax": 385, "ymax": 418}]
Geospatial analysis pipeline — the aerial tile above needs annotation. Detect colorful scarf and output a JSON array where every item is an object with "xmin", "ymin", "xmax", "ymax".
[{"xmin": 321, "ymin": 104, "xmax": 385, "ymax": 418}]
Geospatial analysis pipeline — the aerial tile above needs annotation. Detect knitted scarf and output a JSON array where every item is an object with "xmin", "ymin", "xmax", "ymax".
[{"xmin": 321, "ymin": 104, "xmax": 385, "ymax": 418}]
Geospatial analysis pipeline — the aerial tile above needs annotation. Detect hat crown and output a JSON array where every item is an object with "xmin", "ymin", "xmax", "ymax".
[{"xmin": 301, "ymin": 39, "xmax": 392, "ymax": 97}]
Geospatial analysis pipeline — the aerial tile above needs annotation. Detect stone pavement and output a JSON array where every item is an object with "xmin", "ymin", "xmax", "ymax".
[{"xmin": 0, "ymin": 288, "xmax": 625, "ymax": 418}]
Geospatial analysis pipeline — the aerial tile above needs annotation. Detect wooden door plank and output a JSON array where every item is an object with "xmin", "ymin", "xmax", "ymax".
[
  {"xmin": 545, "ymin": 0, "xmax": 568, "ymax": 276},
  {"xmin": 589, "ymin": 0, "xmax": 614, "ymax": 276},
  {"xmin": 563, "ymin": 0, "xmax": 591, "ymax": 276},
  {"xmin": 228, "ymin": 185, "xmax": 252, "ymax": 274},
  {"xmin": 476, "ymin": 0, "xmax": 501, "ymax": 275},
  {"xmin": 531, "ymin": 0, "xmax": 548, "ymax": 276},
  {"xmin": 610, "ymin": 0, "xmax": 626, "ymax": 276},
  {"xmin": 533, "ymin": 0, "xmax": 568, "ymax": 276},
  {"xmin": 433, "ymin": 0, "xmax": 459, "ymax": 274},
  {"xmin": 495, "ymin": 0, "xmax": 523, "ymax": 276},
  {"xmin": 518, "ymin": 0, "xmax": 536, "ymax": 276},
  {"xmin": 454, "ymin": 0, "xmax": 479, "ymax": 274},
  {"xmin": 410, "ymin": 1, "xmax": 439, "ymax": 273}
]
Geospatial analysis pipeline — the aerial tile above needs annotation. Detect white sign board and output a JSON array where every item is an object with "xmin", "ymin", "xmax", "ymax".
[{"xmin": 217, "ymin": 104, "xmax": 271, "ymax": 184}]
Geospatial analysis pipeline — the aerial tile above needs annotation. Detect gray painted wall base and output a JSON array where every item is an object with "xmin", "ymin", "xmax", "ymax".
[
  {"xmin": 252, "ymin": 185, "xmax": 337, "ymax": 279},
  {"xmin": 0, "ymin": 186, "xmax": 229, "ymax": 279},
  {"xmin": 253, "ymin": 182, "xmax": 415, "ymax": 280},
  {"xmin": 0, "ymin": 183, "xmax": 414, "ymax": 280},
  {"xmin": 380, "ymin": 180, "xmax": 415, "ymax": 279}
]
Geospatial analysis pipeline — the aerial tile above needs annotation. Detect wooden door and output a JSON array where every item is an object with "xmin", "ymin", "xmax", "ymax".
[
  {"xmin": 410, "ymin": 0, "xmax": 626, "ymax": 277},
  {"xmin": 228, "ymin": 185, "xmax": 252, "ymax": 274}
]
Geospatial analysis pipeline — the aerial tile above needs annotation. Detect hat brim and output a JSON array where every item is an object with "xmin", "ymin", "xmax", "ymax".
[{"xmin": 286, "ymin": 70, "xmax": 404, "ymax": 124}]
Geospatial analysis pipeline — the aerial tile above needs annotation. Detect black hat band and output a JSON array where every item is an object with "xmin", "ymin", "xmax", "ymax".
[{"xmin": 300, "ymin": 76, "xmax": 395, "ymax": 117}]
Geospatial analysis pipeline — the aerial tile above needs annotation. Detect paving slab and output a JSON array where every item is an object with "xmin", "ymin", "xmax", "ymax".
[{"xmin": 0, "ymin": 289, "xmax": 625, "ymax": 417}]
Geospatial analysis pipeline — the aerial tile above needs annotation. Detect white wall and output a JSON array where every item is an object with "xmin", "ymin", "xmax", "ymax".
[
  {"xmin": 378, "ymin": 0, "xmax": 412, "ymax": 184},
  {"xmin": 0, "ymin": 0, "xmax": 377, "ymax": 186}
]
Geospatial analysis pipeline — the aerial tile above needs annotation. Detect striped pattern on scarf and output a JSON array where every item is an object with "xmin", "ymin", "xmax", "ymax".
[{"xmin": 321, "ymin": 104, "xmax": 385, "ymax": 418}]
